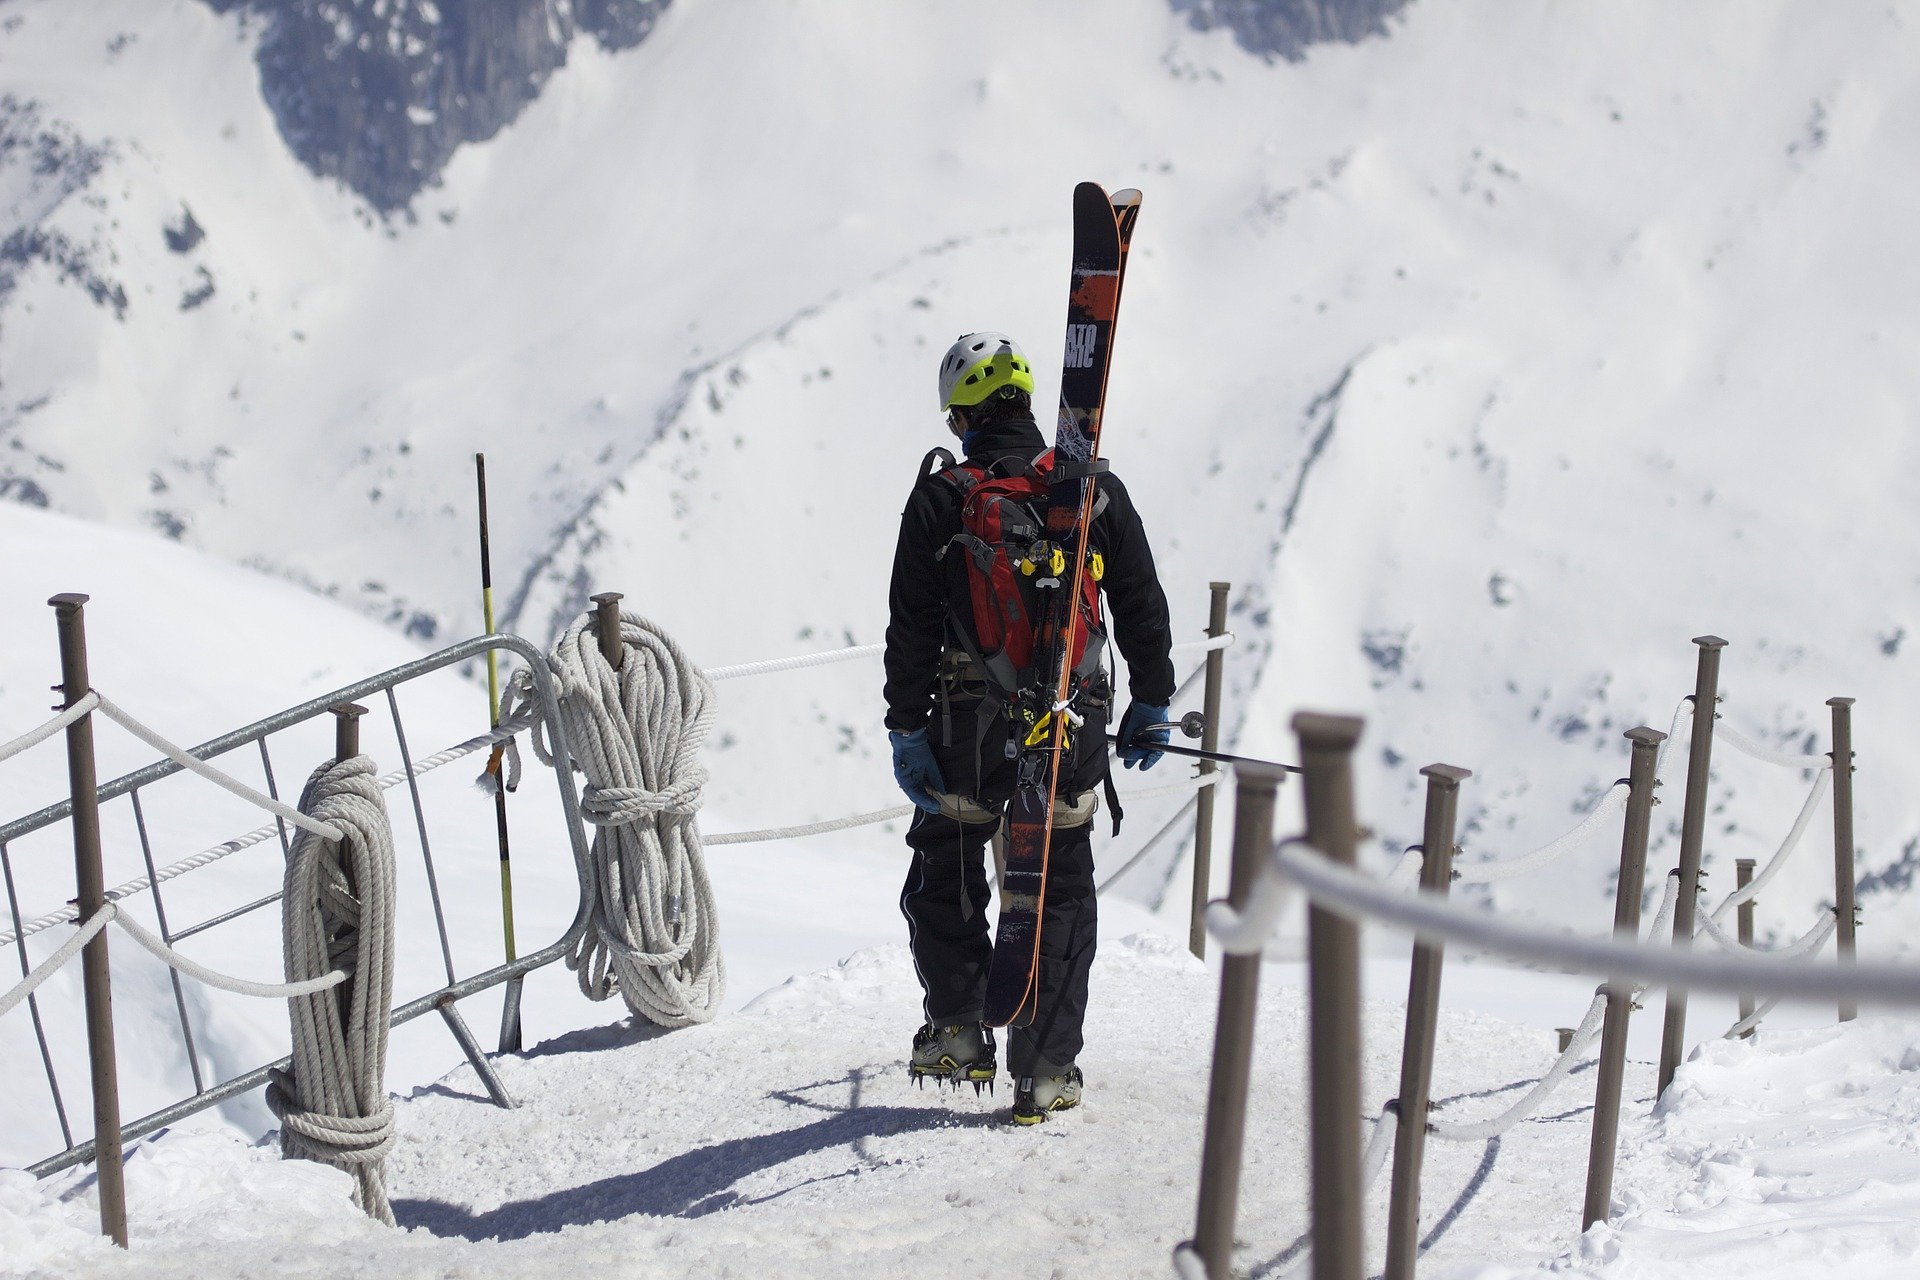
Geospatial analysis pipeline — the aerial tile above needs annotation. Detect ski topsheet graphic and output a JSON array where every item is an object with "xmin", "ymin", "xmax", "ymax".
[{"xmin": 984, "ymin": 183, "xmax": 1139, "ymax": 1028}]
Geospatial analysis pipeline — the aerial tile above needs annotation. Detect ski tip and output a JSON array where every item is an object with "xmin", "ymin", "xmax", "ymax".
[{"xmin": 1110, "ymin": 188, "xmax": 1142, "ymax": 208}]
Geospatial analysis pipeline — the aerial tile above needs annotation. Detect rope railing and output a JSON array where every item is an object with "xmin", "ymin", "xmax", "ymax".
[
  {"xmin": 1425, "ymin": 873, "xmax": 1681, "ymax": 1144},
  {"xmin": 1, "ymin": 714, "xmax": 538, "ymax": 950},
  {"xmin": 92, "ymin": 694, "xmax": 344, "ymax": 843},
  {"xmin": 0, "ymin": 693, "xmax": 100, "ymax": 766},
  {"xmin": 1705, "ymin": 766, "xmax": 1831, "ymax": 927},
  {"xmin": 0, "ymin": 902, "xmax": 348, "ymax": 1022},
  {"xmin": 0, "ymin": 905, "xmax": 114, "ymax": 1020},
  {"xmin": 1696, "ymin": 904, "xmax": 1836, "ymax": 960},
  {"xmin": 700, "ymin": 630, "xmax": 1236, "ymax": 683},
  {"xmin": 1451, "ymin": 783, "xmax": 1630, "ymax": 885},
  {"xmin": 3, "ymin": 632, "xmax": 1236, "ymax": 946},
  {"xmin": 1226, "ymin": 838, "xmax": 1911, "ymax": 1006}
]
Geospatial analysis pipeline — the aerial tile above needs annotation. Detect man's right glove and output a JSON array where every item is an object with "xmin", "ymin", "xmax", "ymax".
[
  {"xmin": 1118, "ymin": 701, "xmax": 1171, "ymax": 771},
  {"xmin": 889, "ymin": 728, "xmax": 945, "ymax": 813}
]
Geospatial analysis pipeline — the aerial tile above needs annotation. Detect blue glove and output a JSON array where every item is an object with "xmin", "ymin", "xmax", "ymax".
[
  {"xmin": 1117, "ymin": 702, "xmax": 1171, "ymax": 771},
  {"xmin": 889, "ymin": 728, "xmax": 946, "ymax": 813}
]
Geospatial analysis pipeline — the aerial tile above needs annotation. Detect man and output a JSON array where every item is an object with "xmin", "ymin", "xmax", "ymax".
[{"xmin": 884, "ymin": 331, "xmax": 1175, "ymax": 1124}]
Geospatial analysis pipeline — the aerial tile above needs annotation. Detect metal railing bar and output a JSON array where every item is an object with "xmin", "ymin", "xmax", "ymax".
[
  {"xmin": 385, "ymin": 686, "xmax": 458, "ymax": 986},
  {"xmin": 256, "ymin": 738, "xmax": 293, "ymax": 860},
  {"xmin": 170, "ymin": 889, "xmax": 284, "ymax": 943},
  {"xmin": 0, "ymin": 634, "xmax": 557, "ymax": 846},
  {"xmin": 130, "ymin": 788, "xmax": 206, "ymax": 1095},
  {"xmin": 1, "ymin": 838, "xmax": 73, "ymax": 1150}
]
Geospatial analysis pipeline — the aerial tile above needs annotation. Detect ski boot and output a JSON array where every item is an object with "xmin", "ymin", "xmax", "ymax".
[
  {"xmin": 909, "ymin": 1022, "xmax": 998, "ymax": 1095},
  {"xmin": 1012, "ymin": 1063, "xmax": 1083, "ymax": 1125}
]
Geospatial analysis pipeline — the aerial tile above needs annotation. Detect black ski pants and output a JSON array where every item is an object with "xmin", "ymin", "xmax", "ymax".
[{"xmin": 899, "ymin": 691, "xmax": 1109, "ymax": 1078}]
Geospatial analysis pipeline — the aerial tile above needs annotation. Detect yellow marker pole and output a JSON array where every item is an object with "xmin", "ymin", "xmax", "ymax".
[{"xmin": 477, "ymin": 454, "xmax": 521, "ymax": 1052}]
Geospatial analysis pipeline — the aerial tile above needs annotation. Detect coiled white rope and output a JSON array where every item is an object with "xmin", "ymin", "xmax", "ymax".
[
  {"xmin": 0, "ymin": 693, "xmax": 100, "ymax": 765},
  {"xmin": 513, "ymin": 610, "xmax": 726, "ymax": 1027},
  {"xmin": 265, "ymin": 755, "xmax": 398, "ymax": 1226}
]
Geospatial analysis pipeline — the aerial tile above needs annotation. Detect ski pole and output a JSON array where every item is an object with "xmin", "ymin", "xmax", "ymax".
[
  {"xmin": 1109, "ymin": 713, "xmax": 1304, "ymax": 774},
  {"xmin": 476, "ymin": 454, "xmax": 522, "ymax": 1053}
]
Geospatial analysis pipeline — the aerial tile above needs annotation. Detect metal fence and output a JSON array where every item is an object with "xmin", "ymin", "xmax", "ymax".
[{"xmin": 1, "ymin": 630, "xmax": 593, "ymax": 1179}]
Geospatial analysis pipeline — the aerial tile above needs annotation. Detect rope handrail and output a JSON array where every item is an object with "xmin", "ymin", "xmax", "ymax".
[
  {"xmin": 1697, "ymin": 904, "xmax": 1836, "ymax": 960},
  {"xmin": 1424, "ymin": 873, "xmax": 1681, "ymax": 1143},
  {"xmin": 0, "ymin": 905, "xmax": 114, "ymax": 1020},
  {"xmin": 1, "ymin": 714, "xmax": 537, "ymax": 950},
  {"xmin": 705, "ymin": 770, "xmax": 1223, "ymax": 847},
  {"xmin": 701, "ymin": 631, "xmax": 1235, "ymax": 683},
  {"xmin": 1718, "ymin": 916, "xmax": 1836, "ymax": 1039},
  {"xmin": 0, "ymin": 902, "xmax": 345, "ymax": 1019},
  {"xmin": 1713, "ymin": 720, "xmax": 1833, "ymax": 773},
  {"xmin": 112, "ymin": 910, "xmax": 347, "ymax": 999},
  {"xmin": 92, "ymin": 693, "xmax": 344, "ymax": 842},
  {"xmin": 1451, "ymin": 783, "xmax": 1630, "ymax": 885},
  {"xmin": 0, "ymin": 693, "xmax": 100, "ymax": 767},
  {"xmin": 1706, "ymin": 766, "xmax": 1831, "ymax": 927},
  {"xmin": 1212, "ymin": 837, "xmax": 1919, "ymax": 1006}
]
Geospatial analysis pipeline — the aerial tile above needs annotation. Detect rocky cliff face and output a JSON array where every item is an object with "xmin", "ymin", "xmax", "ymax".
[
  {"xmin": 203, "ymin": 0, "xmax": 1404, "ymax": 214},
  {"xmin": 207, "ymin": 0, "xmax": 668, "ymax": 214}
]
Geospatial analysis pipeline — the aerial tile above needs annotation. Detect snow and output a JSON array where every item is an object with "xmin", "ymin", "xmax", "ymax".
[{"xmin": 5, "ymin": 0, "xmax": 1920, "ymax": 1273}]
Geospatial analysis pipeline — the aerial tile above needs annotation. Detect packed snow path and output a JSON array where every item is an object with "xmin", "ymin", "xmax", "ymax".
[{"xmin": 6, "ymin": 930, "xmax": 1677, "ymax": 1278}]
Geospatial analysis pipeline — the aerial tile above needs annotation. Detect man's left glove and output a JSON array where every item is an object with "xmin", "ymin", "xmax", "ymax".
[
  {"xmin": 1118, "ymin": 701, "xmax": 1171, "ymax": 771},
  {"xmin": 889, "ymin": 728, "xmax": 946, "ymax": 813}
]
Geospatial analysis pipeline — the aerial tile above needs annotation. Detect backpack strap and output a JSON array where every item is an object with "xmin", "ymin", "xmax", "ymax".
[{"xmin": 918, "ymin": 446, "xmax": 957, "ymax": 480}]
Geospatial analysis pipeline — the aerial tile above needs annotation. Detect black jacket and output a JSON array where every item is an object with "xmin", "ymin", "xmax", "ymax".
[{"xmin": 883, "ymin": 415, "xmax": 1175, "ymax": 733}]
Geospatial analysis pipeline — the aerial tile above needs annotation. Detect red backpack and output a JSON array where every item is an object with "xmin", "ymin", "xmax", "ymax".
[{"xmin": 930, "ymin": 448, "xmax": 1108, "ymax": 704}]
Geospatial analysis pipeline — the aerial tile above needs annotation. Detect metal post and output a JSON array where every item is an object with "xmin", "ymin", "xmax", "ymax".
[
  {"xmin": 330, "ymin": 702, "xmax": 367, "ymax": 762},
  {"xmin": 1658, "ymin": 635, "xmax": 1726, "ymax": 1096},
  {"xmin": 1582, "ymin": 725, "xmax": 1665, "ymax": 1230},
  {"xmin": 1188, "ymin": 762, "xmax": 1286, "ymax": 1280},
  {"xmin": 591, "ymin": 591, "xmax": 624, "ymax": 668},
  {"xmin": 1735, "ymin": 858, "xmax": 1756, "ymax": 1036},
  {"xmin": 49, "ymin": 593, "xmax": 127, "ymax": 1247},
  {"xmin": 1829, "ymin": 697, "xmax": 1858, "ymax": 1022},
  {"xmin": 1189, "ymin": 581, "xmax": 1232, "ymax": 959},
  {"xmin": 1296, "ymin": 712, "xmax": 1367, "ymax": 1280},
  {"xmin": 1383, "ymin": 763, "xmax": 1469, "ymax": 1280}
]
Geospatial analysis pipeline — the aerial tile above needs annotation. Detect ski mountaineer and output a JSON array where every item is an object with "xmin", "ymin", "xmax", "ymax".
[{"xmin": 885, "ymin": 331, "xmax": 1176, "ymax": 1124}]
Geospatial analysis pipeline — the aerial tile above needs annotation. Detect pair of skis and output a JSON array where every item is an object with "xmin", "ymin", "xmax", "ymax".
[{"xmin": 984, "ymin": 182, "xmax": 1141, "ymax": 1028}]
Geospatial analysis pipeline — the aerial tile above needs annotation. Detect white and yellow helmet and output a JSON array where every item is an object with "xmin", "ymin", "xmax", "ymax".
[{"xmin": 938, "ymin": 332, "xmax": 1036, "ymax": 410}]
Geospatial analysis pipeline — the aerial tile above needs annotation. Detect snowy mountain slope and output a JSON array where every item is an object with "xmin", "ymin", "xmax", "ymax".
[{"xmin": 7, "ymin": 0, "xmax": 1919, "ymax": 912}]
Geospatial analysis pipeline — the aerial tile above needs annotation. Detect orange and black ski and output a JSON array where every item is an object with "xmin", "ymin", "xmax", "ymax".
[{"xmin": 984, "ymin": 182, "xmax": 1140, "ymax": 1027}]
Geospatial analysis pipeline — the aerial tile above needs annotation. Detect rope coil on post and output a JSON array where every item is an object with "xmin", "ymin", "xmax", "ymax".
[
  {"xmin": 510, "ymin": 608, "xmax": 726, "ymax": 1027},
  {"xmin": 264, "ymin": 755, "xmax": 398, "ymax": 1226}
]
